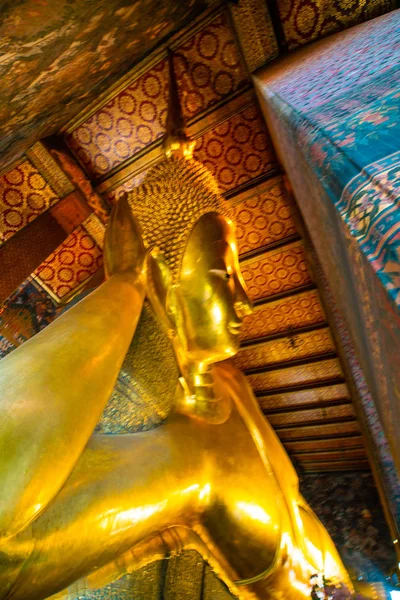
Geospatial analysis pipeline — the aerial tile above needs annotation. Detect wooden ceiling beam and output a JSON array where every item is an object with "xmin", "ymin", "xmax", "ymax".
[
  {"xmin": 274, "ymin": 415, "xmax": 357, "ymax": 432},
  {"xmin": 301, "ymin": 459, "xmax": 370, "ymax": 470},
  {"xmin": 263, "ymin": 398, "xmax": 351, "ymax": 416},
  {"xmin": 284, "ymin": 432, "xmax": 363, "ymax": 444},
  {"xmin": 239, "ymin": 234, "xmax": 301, "ymax": 264},
  {"xmin": 255, "ymin": 377, "xmax": 346, "ymax": 397},
  {"xmin": 222, "ymin": 168, "xmax": 281, "ymax": 200},
  {"xmin": 292, "ymin": 446, "xmax": 365, "ymax": 457},
  {"xmin": 266, "ymin": 0, "xmax": 288, "ymax": 54},
  {"xmin": 241, "ymin": 322, "xmax": 328, "ymax": 348},
  {"xmin": 244, "ymin": 351, "xmax": 337, "ymax": 376},
  {"xmin": 253, "ymin": 283, "xmax": 317, "ymax": 308}
]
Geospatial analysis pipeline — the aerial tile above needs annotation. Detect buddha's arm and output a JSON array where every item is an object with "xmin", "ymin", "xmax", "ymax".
[
  {"xmin": 0, "ymin": 271, "xmax": 145, "ymax": 539},
  {"xmin": 1, "ymin": 422, "xmax": 202, "ymax": 600}
]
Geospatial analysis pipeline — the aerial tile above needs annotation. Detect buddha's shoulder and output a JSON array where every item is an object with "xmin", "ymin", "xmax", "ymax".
[
  {"xmin": 213, "ymin": 362, "xmax": 258, "ymax": 411},
  {"xmin": 214, "ymin": 361, "xmax": 250, "ymax": 386}
]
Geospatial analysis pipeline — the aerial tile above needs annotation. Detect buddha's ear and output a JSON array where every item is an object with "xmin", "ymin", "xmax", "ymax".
[{"xmin": 145, "ymin": 248, "xmax": 177, "ymax": 337}]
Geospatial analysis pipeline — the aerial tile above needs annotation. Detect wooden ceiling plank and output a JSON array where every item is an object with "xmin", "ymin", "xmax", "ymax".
[
  {"xmin": 274, "ymin": 416, "xmax": 357, "ymax": 432},
  {"xmin": 263, "ymin": 398, "xmax": 351, "ymax": 415},
  {"xmin": 253, "ymin": 283, "xmax": 317, "ymax": 307},
  {"xmin": 277, "ymin": 422, "xmax": 360, "ymax": 442},
  {"xmin": 255, "ymin": 376, "xmax": 346, "ymax": 397},
  {"xmin": 292, "ymin": 447, "xmax": 366, "ymax": 457},
  {"xmin": 244, "ymin": 350, "xmax": 338, "ymax": 375},
  {"xmin": 241, "ymin": 322, "xmax": 328, "ymax": 348},
  {"xmin": 238, "ymin": 234, "xmax": 301, "ymax": 263},
  {"xmin": 284, "ymin": 434, "xmax": 364, "ymax": 452},
  {"xmin": 300, "ymin": 462, "xmax": 369, "ymax": 470},
  {"xmin": 222, "ymin": 168, "xmax": 281, "ymax": 200}
]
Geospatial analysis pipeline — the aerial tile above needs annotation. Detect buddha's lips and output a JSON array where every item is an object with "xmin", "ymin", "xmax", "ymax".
[{"xmin": 228, "ymin": 322, "xmax": 242, "ymax": 335}]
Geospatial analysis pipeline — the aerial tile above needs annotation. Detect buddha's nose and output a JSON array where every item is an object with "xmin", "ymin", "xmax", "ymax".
[{"xmin": 234, "ymin": 278, "xmax": 253, "ymax": 317}]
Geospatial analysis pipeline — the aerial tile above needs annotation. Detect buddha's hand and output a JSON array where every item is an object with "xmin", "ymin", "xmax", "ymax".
[{"xmin": 104, "ymin": 194, "xmax": 147, "ymax": 282}]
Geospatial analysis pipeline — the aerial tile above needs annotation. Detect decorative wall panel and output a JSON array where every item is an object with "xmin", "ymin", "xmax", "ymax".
[
  {"xmin": 174, "ymin": 13, "xmax": 247, "ymax": 117},
  {"xmin": 278, "ymin": 420, "xmax": 360, "ymax": 440},
  {"xmin": 240, "ymin": 242, "xmax": 311, "ymax": 301},
  {"xmin": 0, "ymin": 159, "xmax": 59, "ymax": 244},
  {"xmin": 277, "ymin": 0, "xmax": 397, "ymax": 50},
  {"xmin": 0, "ymin": 278, "xmax": 59, "ymax": 358},
  {"xmin": 33, "ymin": 223, "xmax": 103, "ymax": 302},
  {"xmin": 240, "ymin": 289, "xmax": 326, "ymax": 341},
  {"xmin": 267, "ymin": 404, "xmax": 355, "ymax": 428},
  {"xmin": 258, "ymin": 383, "xmax": 349, "ymax": 412},
  {"xmin": 230, "ymin": 176, "xmax": 297, "ymax": 255},
  {"xmin": 233, "ymin": 327, "xmax": 334, "ymax": 371},
  {"xmin": 193, "ymin": 104, "xmax": 277, "ymax": 192},
  {"xmin": 67, "ymin": 56, "xmax": 169, "ymax": 178},
  {"xmin": 247, "ymin": 357, "xmax": 343, "ymax": 391},
  {"xmin": 66, "ymin": 13, "xmax": 248, "ymax": 179}
]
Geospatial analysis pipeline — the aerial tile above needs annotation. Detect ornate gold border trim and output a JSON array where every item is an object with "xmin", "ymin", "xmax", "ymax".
[
  {"xmin": 26, "ymin": 142, "xmax": 75, "ymax": 199},
  {"xmin": 229, "ymin": 0, "xmax": 279, "ymax": 72}
]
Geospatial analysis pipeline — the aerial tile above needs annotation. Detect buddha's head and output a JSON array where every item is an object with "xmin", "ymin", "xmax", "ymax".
[{"xmin": 126, "ymin": 157, "xmax": 252, "ymax": 376}]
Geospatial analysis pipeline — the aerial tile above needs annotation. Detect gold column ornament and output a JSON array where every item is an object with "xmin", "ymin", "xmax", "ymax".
[{"xmin": 0, "ymin": 50, "xmax": 353, "ymax": 600}]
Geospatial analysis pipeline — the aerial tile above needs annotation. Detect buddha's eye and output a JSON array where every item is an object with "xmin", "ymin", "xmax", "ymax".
[{"xmin": 210, "ymin": 269, "xmax": 231, "ymax": 281}]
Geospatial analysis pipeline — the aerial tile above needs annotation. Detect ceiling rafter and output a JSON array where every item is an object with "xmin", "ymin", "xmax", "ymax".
[
  {"xmin": 244, "ymin": 351, "xmax": 338, "ymax": 376},
  {"xmin": 240, "ymin": 322, "xmax": 329, "ymax": 347},
  {"xmin": 263, "ymin": 399, "xmax": 351, "ymax": 416}
]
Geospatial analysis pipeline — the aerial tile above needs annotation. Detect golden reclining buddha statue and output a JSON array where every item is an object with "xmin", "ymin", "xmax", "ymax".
[{"xmin": 0, "ymin": 57, "xmax": 353, "ymax": 600}]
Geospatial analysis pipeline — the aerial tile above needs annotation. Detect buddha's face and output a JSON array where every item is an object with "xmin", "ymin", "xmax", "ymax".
[{"xmin": 174, "ymin": 213, "xmax": 252, "ymax": 366}]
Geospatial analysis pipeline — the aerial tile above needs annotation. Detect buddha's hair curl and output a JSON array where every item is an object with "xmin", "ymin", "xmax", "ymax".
[{"xmin": 127, "ymin": 157, "xmax": 231, "ymax": 284}]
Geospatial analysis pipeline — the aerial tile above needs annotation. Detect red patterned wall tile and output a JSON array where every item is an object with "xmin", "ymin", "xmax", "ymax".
[
  {"xmin": 66, "ymin": 13, "xmax": 247, "ymax": 179},
  {"xmin": 0, "ymin": 159, "xmax": 59, "ymax": 245},
  {"xmin": 241, "ymin": 243, "xmax": 311, "ymax": 301},
  {"xmin": 240, "ymin": 290, "xmax": 326, "ymax": 341},
  {"xmin": 66, "ymin": 60, "xmax": 168, "ymax": 179},
  {"xmin": 230, "ymin": 177, "xmax": 298, "ymax": 255},
  {"xmin": 193, "ymin": 104, "xmax": 277, "ymax": 192},
  {"xmin": 174, "ymin": 13, "xmax": 247, "ymax": 118},
  {"xmin": 34, "ymin": 223, "xmax": 103, "ymax": 302}
]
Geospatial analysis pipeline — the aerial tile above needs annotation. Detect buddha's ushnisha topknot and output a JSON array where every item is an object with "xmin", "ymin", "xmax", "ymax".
[{"xmin": 126, "ymin": 157, "xmax": 231, "ymax": 284}]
